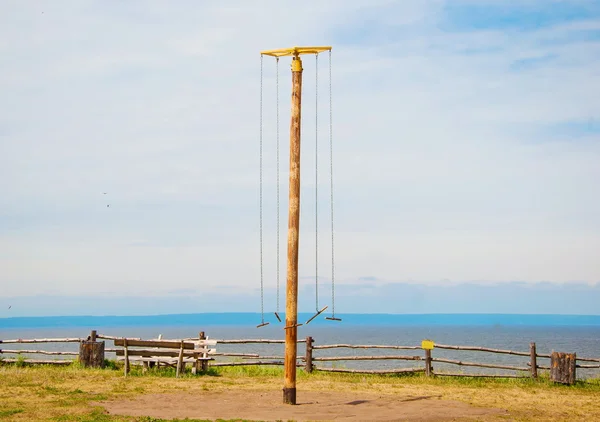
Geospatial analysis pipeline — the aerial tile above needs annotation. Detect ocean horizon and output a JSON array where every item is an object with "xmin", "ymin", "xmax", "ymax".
[{"xmin": 2, "ymin": 312, "xmax": 600, "ymax": 329}]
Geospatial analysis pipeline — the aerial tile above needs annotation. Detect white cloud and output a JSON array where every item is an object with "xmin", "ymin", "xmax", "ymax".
[{"xmin": 1, "ymin": 0, "xmax": 599, "ymax": 302}]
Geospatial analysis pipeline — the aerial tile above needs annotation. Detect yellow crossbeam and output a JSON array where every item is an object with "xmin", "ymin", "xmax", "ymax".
[{"xmin": 261, "ymin": 46, "xmax": 332, "ymax": 57}]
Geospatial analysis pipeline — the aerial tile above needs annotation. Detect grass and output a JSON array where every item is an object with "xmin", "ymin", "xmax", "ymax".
[{"xmin": 0, "ymin": 361, "xmax": 599, "ymax": 421}]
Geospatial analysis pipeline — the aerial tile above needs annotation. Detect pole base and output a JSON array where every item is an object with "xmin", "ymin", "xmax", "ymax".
[{"xmin": 283, "ymin": 387, "xmax": 297, "ymax": 405}]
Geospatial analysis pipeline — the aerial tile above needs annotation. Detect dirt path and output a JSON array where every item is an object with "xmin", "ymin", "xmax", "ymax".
[{"xmin": 98, "ymin": 390, "xmax": 508, "ymax": 421}]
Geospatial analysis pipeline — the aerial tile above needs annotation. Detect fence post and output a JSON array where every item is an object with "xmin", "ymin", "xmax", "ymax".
[
  {"xmin": 421, "ymin": 339, "xmax": 434, "ymax": 377},
  {"xmin": 199, "ymin": 331, "xmax": 209, "ymax": 372},
  {"xmin": 305, "ymin": 336, "xmax": 314, "ymax": 373},
  {"xmin": 425, "ymin": 349, "xmax": 433, "ymax": 377},
  {"xmin": 529, "ymin": 342, "xmax": 538, "ymax": 379},
  {"xmin": 78, "ymin": 329, "xmax": 105, "ymax": 369},
  {"xmin": 123, "ymin": 338, "xmax": 130, "ymax": 376},
  {"xmin": 425, "ymin": 349, "xmax": 432, "ymax": 376}
]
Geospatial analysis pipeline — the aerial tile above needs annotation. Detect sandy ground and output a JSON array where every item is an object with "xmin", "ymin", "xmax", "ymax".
[{"xmin": 98, "ymin": 390, "xmax": 509, "ymax": 421}]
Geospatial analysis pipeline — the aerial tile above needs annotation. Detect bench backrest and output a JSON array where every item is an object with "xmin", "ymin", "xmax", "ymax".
[{"xmin": 114, "ymin": 339, "xmax": 195, "ymax": 349}]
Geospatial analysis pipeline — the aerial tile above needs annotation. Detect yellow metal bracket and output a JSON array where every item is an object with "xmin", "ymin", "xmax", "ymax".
[
  {"xmin": 261, "ymin": 46, "xmax": 331, "ymax": 72},
  {"xmin": 291, "ymin": 58, "xmax": 303, "ymax": 72},
  {"xmin": 261, "ymin": 46, "xmax": 332, "ymax": 58}
]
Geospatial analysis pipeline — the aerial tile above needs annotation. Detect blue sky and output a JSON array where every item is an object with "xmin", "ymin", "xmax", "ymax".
[{"xmin": 1, "ymin": 0, "xmax": 599, "ymax": 317}]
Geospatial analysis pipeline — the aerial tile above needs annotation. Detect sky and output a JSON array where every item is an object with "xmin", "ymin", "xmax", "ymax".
[{"xmin": 1, "ymin": 0, "xmax": 599, "ymax": 317}]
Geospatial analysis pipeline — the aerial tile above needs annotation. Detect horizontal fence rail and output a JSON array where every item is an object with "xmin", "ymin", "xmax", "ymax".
[
  {"xmin": 312, "ymin": 355, "xmax": 422, "ymax": 362},
  {"xmin": 0, "ymin": 338, "xmax": 83, "ymax": 344},
  {"xmin": 1, "ymin": 330, "xmax": 599, "ymax": 383},
  {"xmin": 0, "ymin": 358, "xmax": 74, "ymax": 365},
  {"xmin": 431, "ymin": 357, "xmax": 529, "ymax": 372},
  {"xmin": 433, "ymin": 344, "xmax": 531, "ymax": 357},
  {"xmin": 433, "ymin": 372, "xmax": 525, "ymax": 378},
  {"xmin": 209, "ymin": 339, "xmax": 307, "ymax": 344},
  {"xmin": 97, "ymin": 334, "xmax": 141, "ymax": 341},
  {"xmin": 312, "ymin": 344, "xmax": 421, "ymax": 350},
  {"xmin": 0, "ymin": 349, "xmax": 78, "ymax": 356},
  {"xmin": 314, "ymin": 367, "xmax": 425, "ymax": 374},
  {"xmin": 577, "ymin": 357, "xmax": 600, "ymax": 363}
]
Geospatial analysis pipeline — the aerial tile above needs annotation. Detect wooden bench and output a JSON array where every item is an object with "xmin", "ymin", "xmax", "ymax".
[{"xmin": 114, "ymin": 338, "xmax": 215, "ymax": 377}]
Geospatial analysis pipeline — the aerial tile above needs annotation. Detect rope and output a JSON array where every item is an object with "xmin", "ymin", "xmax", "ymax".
[
  {"xmin": 259, "ymin": 54, "xmax": 265, "ymax": 324},
  {"xmin": 276, "ymin": 57, "xmax": 280, "ymax": 314},
  {"xmin": 328, "ymin": 50, "xmax": 336, "ymax": 317},
  {"xmin": 315, "ymin": 53, "xmax": 319, "ymax": 312}
]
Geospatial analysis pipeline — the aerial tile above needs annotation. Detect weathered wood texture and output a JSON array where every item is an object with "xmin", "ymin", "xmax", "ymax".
[
  {"xmin": 536, "ymin": 352, "xmax": 552, "ymax": 358},
  {"xmin": 283, "ymin": 56, "xmax": 303, "ymax": 406},
  {"xmin": 176, "ymin": 341, "xmax": 185, "ymax": 378},
  {"xmin": 431, "ymin": 357, "xmax": 528, "ymax": 372},
  {"xmin": 214, "ymin": 339, "xmax": 306, "ymax": 344},
  {"xmin": 78, "ymin": 341, "xmax": 105, "ymax": 368},
  {"xmin": 315, "ymin": 367, "xmax": 424, "ymax": 374},
  {"xmin": 114, "ymin": 339, "xmax": 194, "ymax": 349},
  {"xmin": 3, "ymin": 332, "xmax": 600, "ymax": 381},
  {"xmin": 211, "ymin": 361, "xmax": 303, "ymax": 367},
  {"xmin": 433, "ymin": 372, "xmax": 525, "ymax": 379},
  {"xmin": 115, "ymin": 349, "xmax": 209, "ymax": 358},
  {"xmin": 530, "ymin": 342, "xmax": 538, "ymax": 378},
  {"xmin": 242, "ymin": 355, "xmax": 302, "ymax": 360},
  {"xmin": 115, "ymin": 356, "xmax": 210, "ymax": 364},
  {"xmin": 528, "ymin": 362, "xmax": 552, "ymax": 370},
  {"xmin": 97, "ymin": 334, "xmax": 141, "ymax": 341},
  {"xmin": 577, "ymin": 357, "xmax": 600, "ymax": 363},
  {"xmin": 123, "ymin": 339, "xmax": 130, "ymax": 376},
  {"xmin": 305, "ymin": 336, "xmax": 313, "ymax": 373},
  {"xmin": 216, "ymin": 353, "xmax": 260, "ymax": 357},
  {"xmin": 425, "ymin": 349, "xmax": 432, "ymax": 377},
  {"xmin": 0, "ymin": 349, "xmax": 78, "ymax": 356},
  {"xmin": 313, "ymin": 344, "xmax": 420, "ymax": 350},
  {"xmin": 0, "ymin": 359, "xmax": 74, "ymax": 365},
  {"xmin": 0, "ymin": 338, "xmax": 83, "ymax": 344},
  {"xmin": 114, "ymin": 337, "xmax": 212, "ymax": 378},
  {"xmin": 198, "ymin": 332, "xmax": 209, "ymax": 372},
  {"xmin": 550, "ymin": 352, "xmax": 576, "ymax": 384},
  {"xmin": 312, "ymin": 355, "xmax": 422, "ymax": 362},
  {"xmin": 434, "ymin": 344, "xmax": 530, "ymax": 357}
]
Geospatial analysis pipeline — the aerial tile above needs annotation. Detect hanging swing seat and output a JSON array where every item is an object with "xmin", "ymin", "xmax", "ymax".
[{"xmin": 305, "ymin": 305, "xmax": 328, "ymax": 325}]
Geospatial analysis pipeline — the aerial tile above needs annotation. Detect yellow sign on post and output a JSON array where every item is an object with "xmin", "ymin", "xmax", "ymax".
[{"xmin": 421, "ymin": 340, "xmax": 435, "ymax": 350}]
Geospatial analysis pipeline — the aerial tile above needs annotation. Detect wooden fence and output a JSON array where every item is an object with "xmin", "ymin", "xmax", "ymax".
[
  {"xmin": 0, "ymin": 337, "xmax": 82, "ymax": 365},
  {"xmin": 2, "ymin": 330, "xmax": 599, "ymax": 383}
]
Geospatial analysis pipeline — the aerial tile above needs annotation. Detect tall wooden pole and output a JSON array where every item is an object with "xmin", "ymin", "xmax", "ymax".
[{"xmin": 283, "ymin": 54, "xmax": 303, "ymax": 405}]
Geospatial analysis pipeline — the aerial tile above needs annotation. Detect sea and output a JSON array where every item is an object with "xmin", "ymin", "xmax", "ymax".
[{"xmin": 1, "ymin": 313, "xmax": 599, "ymax": 379}]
